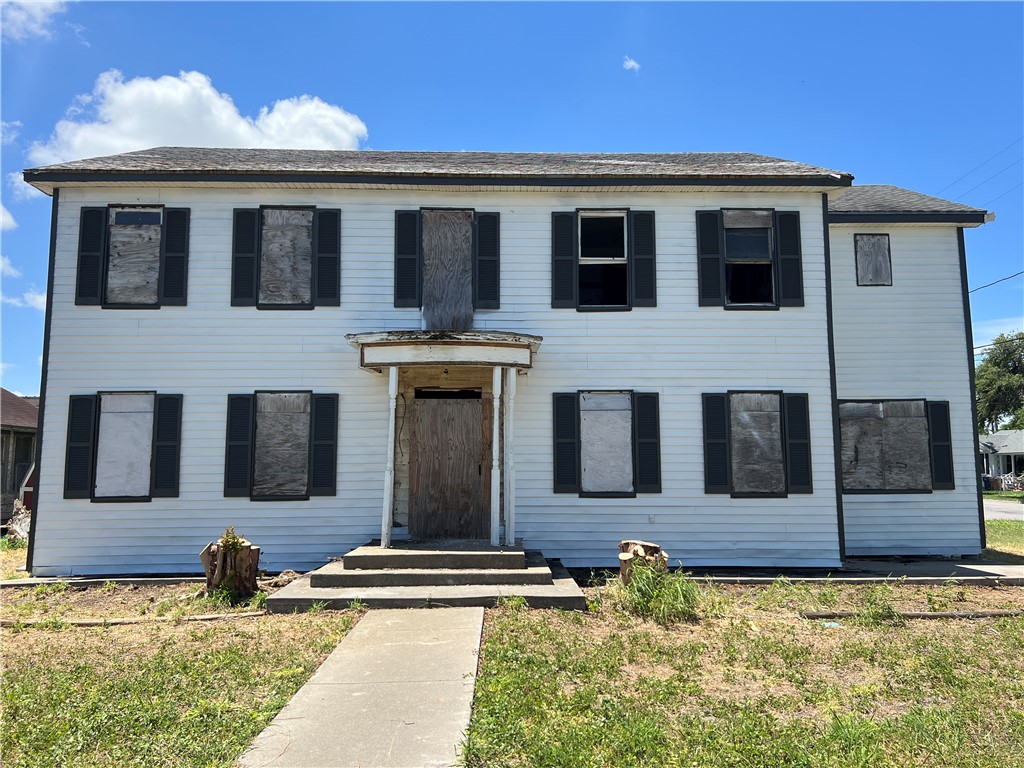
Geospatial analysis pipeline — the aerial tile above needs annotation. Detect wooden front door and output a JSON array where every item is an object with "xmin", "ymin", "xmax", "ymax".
[{"xmin": 409, "ymin": 397, "xmax": 490, "ymax": 539}]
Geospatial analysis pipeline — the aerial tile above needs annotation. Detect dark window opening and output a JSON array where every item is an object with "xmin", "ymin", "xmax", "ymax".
[
  {"xmin": 725, "ymin": 228, "xmax": 771, "ymax": 261},
  {"xmin": 113, "ymin": 210, "xmax": 161, "ymax": 226},
  {"xmin": 723, "ymin": 212, "xmax": 775, "ymax": 307},
  {"xmin": 579, "ymin": 263, "xmax": 628, "ymax": 307},
  {"xmin": 414, "ymin": 389, "xmax": 482, "ymax": 400},
  {"xmin": 726, "ymin": 262, "xmax": 775, "ymax": 304},
  {"xmin": 580, "ymin": 216, "xmax": 625, "ymax": 260}
]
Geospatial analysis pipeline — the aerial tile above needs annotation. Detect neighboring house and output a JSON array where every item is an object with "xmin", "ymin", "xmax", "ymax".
[
  {"xmin": 20, "ymin": 149, "xmax": 991, "ymax": 576},
  {"xmin": 979, "ymin": 430, "xmax": 1024, "ymax": 476},
  {"xmin": 1, "ymin": 388, "xmax": 39, "ymax": 526}
]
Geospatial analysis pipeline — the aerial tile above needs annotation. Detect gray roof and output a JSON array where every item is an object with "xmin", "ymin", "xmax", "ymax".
[
  {"xmin": 979, "ymin": 430, "xmax": 1024, "ymax": 454},
  {"xmin": 829, "ymin": 185, "xmax": 986, "ymax": 215},
  {"xmin": 24, "ymin": 147, "xmax": 853, "ymax": 184}
]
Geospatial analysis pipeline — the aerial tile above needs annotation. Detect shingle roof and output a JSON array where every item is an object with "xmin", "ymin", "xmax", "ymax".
[
  {"xmin": 1, "ymin": 388, "xmax": 39, "ymax": 430},
  {"xmin": 24, "ymin": 148, "xmax": 853, "ymax": 184},
  {"xmin": 979, "ymin": 430, "xmax": 1024, "ymax": 455},
  {"xmin": 829, "ymin": 185, "xmax": 985, "ymax": 215}
]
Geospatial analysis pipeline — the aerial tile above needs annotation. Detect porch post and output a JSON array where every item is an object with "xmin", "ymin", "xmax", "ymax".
[
  {"xmin": 490, "ymin": 366, "xmax": 503, "ymax": 546},
  {"xmin": 503, "ymin": 368, "xmax": 517, "ymax": 546},
  {"xmin": 381, "ymin": 366, "xmax": 399, "ymax": 548}
]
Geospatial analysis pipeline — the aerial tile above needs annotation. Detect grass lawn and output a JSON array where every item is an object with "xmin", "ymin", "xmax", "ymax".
[
  {"xmin": 465, "ymin": 580, "xmax": 1024, "ymax": 768},
  {"xmin": 985, "ymin": 519, "xmax": 1024, "ymax": 562},
  {"xmin": 1, "ymin": 535, "xmax": 29, "ymax": 580},
  {"xmin": 1, "ymin": 581, "xmax": 359, "ymax": 768},
  {"xmin": 983, "ymin": 490, "xmax": 1024, "ymax": 503}
]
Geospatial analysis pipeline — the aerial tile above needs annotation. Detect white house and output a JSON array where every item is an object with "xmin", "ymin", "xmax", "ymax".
[{"xmin": 21, "ymin": 149, "xmax": 990, "ymax": 576}]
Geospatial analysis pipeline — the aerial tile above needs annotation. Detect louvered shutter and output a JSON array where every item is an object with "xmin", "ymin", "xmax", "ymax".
[
  {"xmin": 224, "ymin": 395, "xmax": 254, "ymax": 496},
  {"xmin": 775, "ymin": 211, "xmax": 804, "ymax": 307},
  {"xmin": 551, "ymin": 212, "xmax": 578, "ymax": 308},
  {"xmin": 927, "ymin": 401, "xmax": 955, "ymax": 490},
  {"xmin": 474, "ymin": 212, "xmax": 500, "ymax": 309},
  {"xmin": 553, "ymin": 393, "xmax": 580, "ymax": 493},
  {"xmin": 394, "ymin": 210, "xmax": 421, "ymax": 307},
  {"xmin": 160, "ymin": 208, "xmax": 190, "ymax": 305},
  {"xmin": 696, "ymin": 211, "xmax": 725, "ymax": 306},
  {"xmin": 633, "ymin": 393, "xmax": 662, "ymax": 493},
  {"xmin": 76, "ymin": 208, "xmax": 106, "ymax": 305},
  {"xmin": 309, "ymin": 394, "xmax": 339, "ymax": 496},
  {"xmin": 314, "ymin": 209, "xmax": 341, "ymax": 306},
  {"xmin": 783, "ymin": 393, "xmax": 812, "ymax": 494},
  {"xmin": 151, "ymin": 395, "xmax": 183, "ymax": 497},
  {"xmin": 629, "ymin": 211, "xmax": 657, "ymax": 307},
  {"xmin": 231, "ymin": 210, "xmax": 259, "ymax": 306},
  {"xmin": 702, "ymin": 394, "xmax": 731, "ymax": 493},
  {"xmin": 64, "ymin": 395, "xmax": 98, "ymax": 498}
]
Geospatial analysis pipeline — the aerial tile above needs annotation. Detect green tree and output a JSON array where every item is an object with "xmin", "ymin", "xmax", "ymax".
[{"xmin": 975, "ymin": 331, "xmax": 1024, "ymax": 432}]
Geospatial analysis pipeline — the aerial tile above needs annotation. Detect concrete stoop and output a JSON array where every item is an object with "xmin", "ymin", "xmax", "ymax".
[{"xmin": 266, "ymin": 541, "xmax": 587, "ymax": 611}]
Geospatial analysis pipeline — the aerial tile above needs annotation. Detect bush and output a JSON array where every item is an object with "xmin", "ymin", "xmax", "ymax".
[{"xmin": 611, "ymin": 560, "xmax": 702, "ymax": 624}]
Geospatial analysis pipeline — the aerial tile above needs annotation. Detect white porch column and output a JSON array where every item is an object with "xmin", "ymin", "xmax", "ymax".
[
  {"xmin": 381, "ymin": 366, "xmax": 399, "ymax": 548},
  {"xmin": 490, "ymin": 366, "xmax": 503, "ymax": 546},
  {"xmin": 503, "ymin": 368, "xmax": 517, "ymax": 546}
]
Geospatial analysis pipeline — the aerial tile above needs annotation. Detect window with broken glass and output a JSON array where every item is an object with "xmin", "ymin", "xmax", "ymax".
[
  {"xmin": 723, "ymin": 209, "xmax": 775, "ymax": 306},
  {"xmin": 579, "ymin": 211, "xmax": 629, "ymax": 308}
]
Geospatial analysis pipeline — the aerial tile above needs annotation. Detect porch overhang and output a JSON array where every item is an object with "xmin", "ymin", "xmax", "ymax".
[{"xmin": 345, "ymin": 330, "xmax": 543, "ymax": 372}]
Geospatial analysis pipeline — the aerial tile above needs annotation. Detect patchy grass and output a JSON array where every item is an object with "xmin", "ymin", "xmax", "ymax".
[
  {"xmin": 985, "ymin": 520, "xmax": 1024, "ymax": 563},
  {"xmin": 1, "ymin": 590, "xmax": 360, "ymax": 768},
  {"xmin": 465, "ymin": 580, "xmax": 1024, "ymax": 768},
  {"xmin": 0, "ymin": 536, "xmax": 28, "ymax": 579},
  {"xmin": 984, "ymin": 490, "xmax": 1024, "ymax": 503}
]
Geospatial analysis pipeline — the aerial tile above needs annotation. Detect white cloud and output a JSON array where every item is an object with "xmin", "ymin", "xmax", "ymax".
[
  {"xmin": 623, "ymin": 55, "xmax": 641, "ymax": 74},
  {"xmin": 1, "ymin": 1, "xmax": 68, "ymax": 42},
  {"xmin": 1, "ymin": 289, "xmax": 46, "ymax": 311},
  {"xmin": 7, "ymin": 172, "xmax": 45, "ymax": 201},
  {"xmin": 28, "ymin": 69, "xmax": 368, "ymax": 166},
  {"xmin": 1, "ymin": 256, "xmax": 22, "ymax": 278},
  {"xmin": 0, "ymin": 203, "xmax": 17, "ymax": 231},
  {"xmin": 1, "ymin": 121, "xmax": 22, "ymax": 145},
  {"xmin": 973, "ymin": 316, "xmax": 1023, "ymax": 352},
  {"xmin": 65, "ymin": 21, "xmax": 88, "ymax": 46},
  {"xmin": 0, "ymin": 362, "xmax": 12, "ymax": 375}
]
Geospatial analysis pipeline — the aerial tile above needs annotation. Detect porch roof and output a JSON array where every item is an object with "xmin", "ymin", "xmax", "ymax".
[{"xmin": 346, "ymin": 330, "xmax": 542, "ymax": 372}]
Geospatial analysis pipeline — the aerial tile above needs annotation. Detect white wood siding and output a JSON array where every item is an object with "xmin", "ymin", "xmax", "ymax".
[
  {"xmin": 32, "ymin": 188, "xmax": 841, "ymax": 575},
  {"xmin": 830, "ymin": 224, "xmax": 982, "ymax": 555}
]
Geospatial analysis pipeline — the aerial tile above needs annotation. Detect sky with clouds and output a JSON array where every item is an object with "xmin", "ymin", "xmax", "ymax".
[{"xmin": 0, "ymin": 1, "xmax": 1021, "ymax": 397}]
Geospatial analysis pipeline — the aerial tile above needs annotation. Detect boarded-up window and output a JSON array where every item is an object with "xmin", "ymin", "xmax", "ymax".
[
  {"xmin": 580, "ymin": 392, "xmax": 634, "ymax": 494},
  {"xmin": 94, "ymin": 393, "xmax": 155, "ymax": 498},
  {"xmin": 840, "ymin": 400, "xmax": 932, "ymax": 491},
  {"xmin": 259, "ymin": 209, "xmax": 314, "ymax": 306},
  {"xmin": 106, "ymin": 208, "xmax": 162, "ymax": 305},
  {"xmin": 421, "ymin": 209, "xmax": 474, "ymax": 329},
  {"xmin": 729, "ymin": 392, "xmax": 786, "ymax": 495},
  {"xmin": 252, "ymin": 393, "xmax": 311, "ymax": 498},
  {"xmin": 854, "ymin": 234, "xmax": 892, "ymax": 286}
]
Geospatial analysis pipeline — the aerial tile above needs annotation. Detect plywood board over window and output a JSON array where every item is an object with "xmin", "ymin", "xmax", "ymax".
[
  {"xmin": 580, "ymin": 392, "xmax": 634, "ymax": 494},
  {"xmin": 106, "ymin": 208, "xmax": 162, "ymax": 304},
  {"xmin": 253, "ymin": 393, "xmax": 311, "ymax": 498},
  {"xmin": 840, "ymin": 399, "xmax": 932, "ymax": 491},
  {"xmin": 855, "ymin": 234, "xmax": 892, "ymax": 286},
  {"xmin": 94, "ymin": 393, "xmax": 154, "ymax": 498},
  {"xmin": 729, "ymin": 392, "xmax": 786, "ymax": 495},
  {"xmin": 259, "ymin": 209, "xmax": 314, "ymax": 306},
  {"xmin": 421, "ymin": 209, "xmax": 474, "ymax": 330}
]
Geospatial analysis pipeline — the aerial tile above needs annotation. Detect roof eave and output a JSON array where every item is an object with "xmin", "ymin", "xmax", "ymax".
[{"xmin": 828, "ymin": 211, "xmax": 989, "ymax": 225}]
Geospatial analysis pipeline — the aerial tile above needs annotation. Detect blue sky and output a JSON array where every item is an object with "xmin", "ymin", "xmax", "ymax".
[{"xmin": 1, "ymin": 1, "xmax": 1021, "ymax": 396}]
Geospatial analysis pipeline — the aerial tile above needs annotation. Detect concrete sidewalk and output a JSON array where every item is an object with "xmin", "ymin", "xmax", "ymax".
[{"xmin": 237, "ymin": 608, "xmax": 483, "ymax": 768}]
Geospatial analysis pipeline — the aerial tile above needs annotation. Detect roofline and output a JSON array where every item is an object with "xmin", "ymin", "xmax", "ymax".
[
  {"xmin": 24, "ymin": 169, "xmax": 854, "ymax": 190},
  {"xmin": 828, "ymin": 211, "xmax": 988, "ymax": 224}
]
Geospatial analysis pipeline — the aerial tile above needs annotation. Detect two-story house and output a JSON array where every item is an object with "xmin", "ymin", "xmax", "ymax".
[{"xmin": 21, "ymin": 149, "xmax": 990, "ymax": 576}]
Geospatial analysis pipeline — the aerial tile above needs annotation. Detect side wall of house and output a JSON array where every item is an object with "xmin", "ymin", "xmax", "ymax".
[
  {"xmin": 830, "ymin": 223, "xmax": 982, "ymax": 555},
  {"xmin": 32, "ymin": 186, "xmax": 841, "ymax": 575}
]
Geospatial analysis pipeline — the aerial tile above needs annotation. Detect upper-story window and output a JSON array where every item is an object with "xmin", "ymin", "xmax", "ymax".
[
  {"xmin": 75, "ymin": 206, "xmax": 190, "ymax": 308},
  {"xmin": 231, "ymin": 207, "xmax": 341, "ymax": 309},
  {"xmin": 854, "ymin": 234, "xmax": 892, "ymax": 286},
  {"xmin": 551, "ymin": 210, "xmax": 657, "ymax": 311},
  {"xmin": 697, "ymin": 209, "xmax": 804, "ymax": 309}
]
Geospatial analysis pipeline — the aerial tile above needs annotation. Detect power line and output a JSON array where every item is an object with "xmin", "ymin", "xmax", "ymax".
[
  {"xmin": 973, "ymin": 336, "xmax": 1023, "ymax": 353},
  {"xmin": 936, "ymin": 136, "xmax": 1022, "ymax": 195},
  {"xmin": 955, "ymin": 157, "xmax": 1023, "ymax": 201},
  {"xmin": 981, "ymin": 183, "xmax": 1023, "ymax": 209},
  {"xmin": 970, "ymin": 271, "xmax": 1024, "ymax": 293}
]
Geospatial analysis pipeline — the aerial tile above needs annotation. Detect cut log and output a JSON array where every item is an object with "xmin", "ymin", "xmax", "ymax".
[{"xmin": 618, "ymin": 551, "xmax": 635, "ymax": 585}]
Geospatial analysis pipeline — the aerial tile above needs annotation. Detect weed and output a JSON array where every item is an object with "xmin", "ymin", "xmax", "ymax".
[
  {"xmin": 97, "ymin": 580, "xmax": 118, "ymax": 595},
  {"xmin": 247, "ymin": 591, "xmax": 268, "ymax": 610},
  {"xmin": 0, "ymin": 535, "xmax": 27, "ymax": 551},
  {"xmin": 31, "ymin": 581, "xmax": 68, "ymax": 599},
  {"xmin": 307, "ymin": 600, "xmax": 329, "ymax": 615},
  {"xmin": 348, "ymin": 598, "xmax": 366, "ymax": 611},
  {"xmin": 855, "ymin": 583, "xmax": 904, "ymax": 626},
  {"xmin": 609, "ymin": 560, "xmax": 701, "ymax": 624},
  {"xmin": 497, "ymin": 595, "xmax": 527, "ymax": 611}
]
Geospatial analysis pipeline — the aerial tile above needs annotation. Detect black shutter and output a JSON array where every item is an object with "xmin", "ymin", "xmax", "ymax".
[
  {"xmin": 314, "ymin": 209, "xmax": 341, "ymax": 306},
  {"xmin": 629, "ymin": 211, "xmax": 657, "ymax": 307},
  {"xmin": 309, "ymin": 394, "xmax": 339, "ymax": 496},
  {"xmin": 474, "ymin": 212, "xmax": 500, "ymax": 309},
  {"xmin": 224, "ymin": 394, "xmax": 254, "ymax": 496},
  {"xmin": 394, "ymin": 210, "xmax": 421, "ymax": 307},
  {"xmin": 231, "ymin": 209, "xmax": 259, "ymax": 306},
  {"xmin": 696, "ymin": 211, "xmax": 725, "ymax": 306},
  {"xmin": 633, "ymin": 393, "xmax": 662, "ymax": 493},
  {"xmin": 553, "ymin": 393, "xmax": 580, "ymax": 493},
  {"xmin": 928, "ymin": 401, "xmax": 955, "ymax": 490},
  {"xmin": 160, "ymin": 208, "xmax": 190, "ymax": 305},
  {"xmin": 151, "ymin": 395, "xmax": 183, "ymax": 497},
  {"xmin": 64, "ymin": 394, "xmax": 98, "ymax": 498},
  {"xmin": 551, "ymin": 212, "xmax": 578, "ymax": 308},
  {"xmin": 775, "ymin": 211, "xmax": 804, "ymax": 307},
  {"xmin": 702, "ymin": 393, "xmax": 731, "ymax": 493},
  {"xmin": 783, "ymin": 393, "xmax": 812, "ymax": 494},
  {"xmin": 76, "ymin": 208, "xmax": 106, "ymax": 305}
]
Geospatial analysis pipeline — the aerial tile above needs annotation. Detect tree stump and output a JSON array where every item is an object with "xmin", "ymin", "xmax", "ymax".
[
  {"xmin": 199, "ymin": 536, "xmax": 261, "ymax": 598},
  {"xmin": 618, "ymin": 539, "xmax": 669, "ymax": 585}
]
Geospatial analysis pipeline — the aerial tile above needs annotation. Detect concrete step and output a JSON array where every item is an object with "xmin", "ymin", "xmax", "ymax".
[
  {"xmin": 267, "ymin": 561, "xmax": 587, "ymax": 612},
  {"xmin": 311, "ymin": 553, "xmax": 553, "ymax": 588},
  {"xmin": 343, "ymin": 540, "xmax": 526, "ymax": 571}
]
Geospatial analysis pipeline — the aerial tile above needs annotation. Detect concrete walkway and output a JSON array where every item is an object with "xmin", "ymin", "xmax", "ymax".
[{"xmin": 238, "ymin": 608, "xmax": 483, "ymax": 768}]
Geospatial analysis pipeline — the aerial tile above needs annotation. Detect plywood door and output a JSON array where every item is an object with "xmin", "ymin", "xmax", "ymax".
[{"xmin": 409, "ymin": 399, "xmax": 490, "ymax": 539}]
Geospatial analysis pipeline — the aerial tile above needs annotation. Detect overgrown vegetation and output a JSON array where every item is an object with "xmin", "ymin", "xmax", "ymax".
[{"xmin": 605, "ymin": 561, "xmax": 703, "ymax": 624}]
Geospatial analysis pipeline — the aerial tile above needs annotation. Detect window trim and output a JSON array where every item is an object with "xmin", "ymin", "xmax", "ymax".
[
  {"xmin": 576, "ymin": 208, "xmax": 632, "ymax": 312},
  {"xmin": 255, "ymin": 205, "xmax": 318, "ymax": 311},
  {"xmin": 853, "ymin": 233, "xmax": 893, "ymax": 287},
  {"xmin": 100, "ymin": 204, "xmax": 165, "ymax": 310},
  {"xmin": 722, "ymin": 207, "xmax": 779, "ymax": 310}
]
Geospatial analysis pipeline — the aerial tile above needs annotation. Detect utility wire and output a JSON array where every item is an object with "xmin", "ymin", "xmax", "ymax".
[
  {"xmin": 936, "ymin": 136, "xmax": 1022, "ymax": 195},
  {"xmin": 974, "ymin": 336, "xmax": 1023, "ymax": 352},
  {"xmin": 970, "ymin": 271, "xmax": 1024, "ymax": 293},
  {"xmin": 981, "ymin": 183, "xmax": 1023, "ymax": 209},
  {"xmin": 955, "ymin": 157, "xmax": 1023, "ymax": 201}
]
